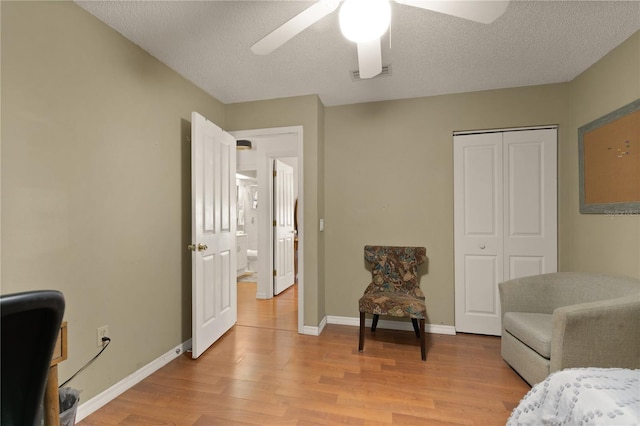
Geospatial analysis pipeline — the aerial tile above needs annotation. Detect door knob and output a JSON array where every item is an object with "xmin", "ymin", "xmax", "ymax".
[
  {"xmin": 197, "ymin": 243, "xmax": 208, "ymax": 252},
  {"xmin": 479, "ymin": 244, "xmax": 486, "ymax": 249}
]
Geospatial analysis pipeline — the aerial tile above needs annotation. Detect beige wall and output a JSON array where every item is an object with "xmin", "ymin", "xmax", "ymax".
[
  {"xmin": 324, "ymin": 86, "xmax": 570, "ymax": 325},
  {"xmin": 1, "ymin": 1, "xmax": 225, "ymax": 400},
  {"xmin": 561, "ymin": 32, "xmax": 640, "ymax": 278},
  {"xmin": 225, "ymin": 96, "xmax": 326, "ymax": 324}
]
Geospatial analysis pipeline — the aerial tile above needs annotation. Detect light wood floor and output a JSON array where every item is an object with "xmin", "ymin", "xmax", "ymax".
[
  {"xmin": 237, "ymin": 282, "xmax": 298, "ymax": 332},
  {"xmin": 79, "ymin": 282, "xmax": 529, "ymax": 425}
]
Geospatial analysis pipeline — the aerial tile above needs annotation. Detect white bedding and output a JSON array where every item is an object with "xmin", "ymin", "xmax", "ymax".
[{"xmin": 507, "ymin": 368, "xmax": 640, "ymax": 425}]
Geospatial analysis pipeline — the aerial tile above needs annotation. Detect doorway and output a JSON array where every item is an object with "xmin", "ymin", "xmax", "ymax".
[{"xmin": 231, "ymin": 126, "xmax": 304, "ymax": 334}]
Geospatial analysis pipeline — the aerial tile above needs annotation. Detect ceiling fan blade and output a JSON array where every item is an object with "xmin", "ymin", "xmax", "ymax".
[
  {"xmin": 251, "ymin": 0, "xmax": 340, "ymax": 55},
  {"xmin": 357, "ymin": 39, "xmax": 382, "ymax": 79},
  {"xmin": 394, "ymin": 0, "xmax": 509, "ymax": 24}
]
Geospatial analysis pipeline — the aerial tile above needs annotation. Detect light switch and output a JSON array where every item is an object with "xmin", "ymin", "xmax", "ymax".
[{"xmin": 319, "ymin": 219, "xmax": 324, "ymax": 231}]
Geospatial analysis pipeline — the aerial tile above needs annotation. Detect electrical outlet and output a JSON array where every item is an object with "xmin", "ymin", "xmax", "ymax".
[{"xmin": 97, "ymin": 325, "xmax": 109, "ymax": 347}]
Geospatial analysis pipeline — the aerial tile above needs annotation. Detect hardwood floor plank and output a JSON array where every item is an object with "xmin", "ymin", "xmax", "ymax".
[
  {"xmin": 79, "ymin": 283, "xmax": 530, "ymax": 425},
  {"xmin": 193, "ymin": 414, "xmax": 293, "ymax": 426},
  {"xmin": 392, "ymin": 411, "xmax": 474, "ymax": 426},
  {"xmin": 283, "ymin": 405, "xmax": 386, "ymax": 426}
]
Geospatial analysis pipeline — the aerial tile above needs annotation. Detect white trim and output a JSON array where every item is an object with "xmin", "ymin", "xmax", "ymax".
[
  {"xmin": 326, "ymin": 315, "xmax": 456, "ymax": 335},
  {"xmin": 318, "ymin": 315, "xmax": 327, "ymax": 334},
  {"xmin": 302, "ymin": 325, "xmax": 320, "ymax": 336},
  {"xmin": 302, "ymin": 315, "xmax": 327, "ymax": 336},
  {"xmin": 75, "ymin": 339, "xmax": 192, "ymax": 422},
  {"xmin": 232, "ymin": 126, "xmax": 303, "ymax": 138},
  {"xmin": 453, "ymin": 124, "xmax": 558, "ymax": 136}
]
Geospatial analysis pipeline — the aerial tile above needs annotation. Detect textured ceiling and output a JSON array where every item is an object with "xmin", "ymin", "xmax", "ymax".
[{"xmin": 76, "ymin": 0, "xmax": 639, "ymax": 107}]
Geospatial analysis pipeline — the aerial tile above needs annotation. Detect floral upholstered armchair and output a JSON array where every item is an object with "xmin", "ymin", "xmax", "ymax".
[{"xmin": 358, "ymin": 245, "xmax": 428, "ymax": 360}]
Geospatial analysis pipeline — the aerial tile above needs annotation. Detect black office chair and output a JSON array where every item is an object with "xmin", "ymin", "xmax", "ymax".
[{"xmin": 1, "ymin": 290, "xmax": 65, "ymax": 426}]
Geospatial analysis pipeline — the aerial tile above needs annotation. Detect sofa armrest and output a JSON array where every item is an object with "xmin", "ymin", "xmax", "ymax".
[
  {"xmin": 550, "ymin": 295, "xmax": 640, "ymax": 372},
  {"xmin": 499, "ymin": 277, "xmax": 556, "ymax": 323}
]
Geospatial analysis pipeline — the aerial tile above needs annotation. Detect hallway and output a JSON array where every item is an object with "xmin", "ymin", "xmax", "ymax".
[{"xmin": 237, "ymin": 281, "xmax": 298, "ymax": 332}]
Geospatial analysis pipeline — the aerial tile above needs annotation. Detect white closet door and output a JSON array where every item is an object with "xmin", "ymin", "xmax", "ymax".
[
  {"xmin": 503, "ymin": 129, "xmax": 557, "ymax": 280},
  {"xmin": 454, "ymin": 128, "xmax": 557, "ymax": 336},
  {"xmin": 454, "ymin": 133, "xmax": 504, "ymax": 335}
]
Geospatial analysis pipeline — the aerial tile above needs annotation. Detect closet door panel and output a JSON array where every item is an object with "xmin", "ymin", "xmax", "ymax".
[
  {"xmin": 503, "ymin": 129, "xmax": 557, "ymax": 281},
  {"xmin": 454, "ymin": 132, "xmax": 503, "ymax": 335}
]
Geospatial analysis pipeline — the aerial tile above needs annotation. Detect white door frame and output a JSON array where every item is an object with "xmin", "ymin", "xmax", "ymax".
[{"xmin": 231, "ymin": 126, "xmax": 304, "ymax": 334}]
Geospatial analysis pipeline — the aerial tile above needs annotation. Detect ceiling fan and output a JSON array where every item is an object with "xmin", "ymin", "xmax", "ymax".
[{"xmin": 251, "ymin": 0, "xmax": 510, "ymax": 79}]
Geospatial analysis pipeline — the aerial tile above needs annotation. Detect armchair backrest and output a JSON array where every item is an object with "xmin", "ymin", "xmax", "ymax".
[
  {"xmin": 501, "ymin": 272, "xmax": 640, "ymax": 315},
  {"xmin": 364, "ymin": 246, "xmax": 426, "ymax": 296}
]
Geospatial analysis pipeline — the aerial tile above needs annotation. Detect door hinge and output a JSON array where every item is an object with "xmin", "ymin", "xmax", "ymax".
[
  {"xmin": 273, "ymin": 170, "xmax": 277, "ymax": 177},
  {"xmin": 273, "ymin": 220, "xmax": 276, "ymax": 226},
  {"xmin": 273, "ymin": 269, "xmax": 277, "ymax": 277}
]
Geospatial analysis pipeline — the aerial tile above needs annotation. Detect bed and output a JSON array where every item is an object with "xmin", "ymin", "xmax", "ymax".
[{"xmin": 507, "ymin": 368, "xmax": 639, "ymax": 425}]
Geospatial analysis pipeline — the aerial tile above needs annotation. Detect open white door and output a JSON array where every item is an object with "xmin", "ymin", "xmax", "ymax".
[
  {"xmin": 191, "ymin": 112, "xmax": 236, "ymax": 359},
  {"xmin": 273, "ymin": 159, "xmax": 295, "ymax": 295}
]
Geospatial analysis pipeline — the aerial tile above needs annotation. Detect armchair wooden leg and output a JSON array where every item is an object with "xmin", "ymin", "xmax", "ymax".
[
  {"xmin": 411, "ymin": 318, "xmax": 420, "ymax": 338},
  {"xmin": 371, "ymin": 314, "xmax": 379, "ymax": 332},
  {"xmin": 359, "ymin": 312, "xmax": 365, "ymax": 352},
  {"xmin": 419, "ymin": 318, "xmax": 426, "ymax": 361}
]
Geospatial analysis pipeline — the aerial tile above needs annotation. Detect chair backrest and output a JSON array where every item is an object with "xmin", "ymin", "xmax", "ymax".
[
  {"xmin": 364, "ymin": 246, "xmax": 426, "ymax": 295},
  {"xmin": 1, "ymin": 290, "xmax": 65, "ymax": 426}
]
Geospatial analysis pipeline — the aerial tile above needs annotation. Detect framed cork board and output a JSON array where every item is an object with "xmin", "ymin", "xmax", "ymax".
[{"xmin": 579, "ymin": 99, "xmax": 640, "ymax": 214}]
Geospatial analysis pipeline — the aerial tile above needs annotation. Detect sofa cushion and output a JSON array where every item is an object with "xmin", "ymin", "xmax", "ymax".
[{"xmin": 503, "ymin": 312, "xmax": 552, "ymax": 359}]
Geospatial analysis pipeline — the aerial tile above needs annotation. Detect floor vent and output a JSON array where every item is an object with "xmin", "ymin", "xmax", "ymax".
[{"xmin": 351, "ymin": 65, "xmax": 392, "ymax": 81}]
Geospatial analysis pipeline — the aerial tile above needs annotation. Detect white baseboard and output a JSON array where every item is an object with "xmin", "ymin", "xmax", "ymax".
[
  {"xmin": 75, "ymin": 339, "xmax": 192, "ymax": 422},
  {"xmin": 302, "ymin": 315, "xmax": 327, "ymax": 336},
  {"xmin": 326, "ymin": 315, "xmax": 456, "ymax": 335}
]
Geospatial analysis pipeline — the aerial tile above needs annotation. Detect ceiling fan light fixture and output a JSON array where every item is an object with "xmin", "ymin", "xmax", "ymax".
[{"xmin": 339, "ymin": 0, "xmax": 391, "ymax": 43}]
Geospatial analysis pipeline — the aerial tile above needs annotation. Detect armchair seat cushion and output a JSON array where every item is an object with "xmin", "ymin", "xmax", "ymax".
[
  {"xmin": 503, "ymin": 312, "xmax": 552, "ymax": 358},
  {"xmin": 359, "ymin": 292, "xmax": 426, "ymax": 319}
]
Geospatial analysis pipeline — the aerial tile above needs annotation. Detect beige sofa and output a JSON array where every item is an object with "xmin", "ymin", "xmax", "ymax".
[{"xmin": 499, "ymin": 272, "xmax": 640, "ymax": 386}]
